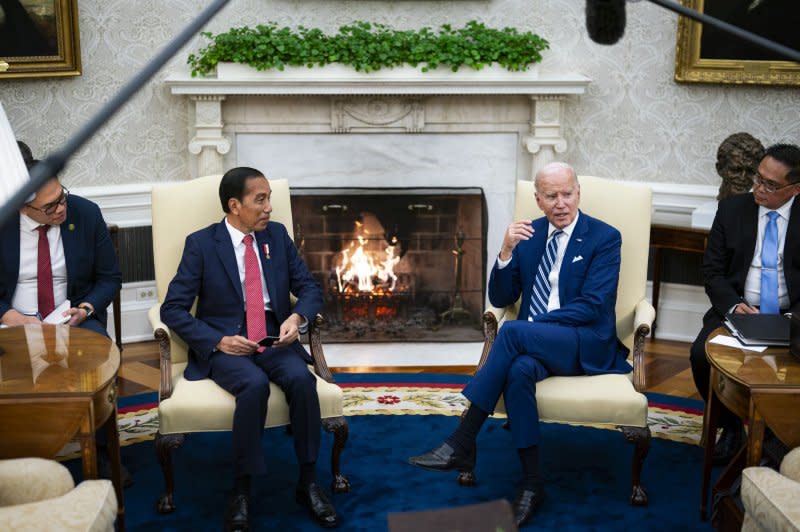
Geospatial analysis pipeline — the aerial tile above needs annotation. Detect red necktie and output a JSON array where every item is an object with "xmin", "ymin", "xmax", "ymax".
[
  {"xmin": 37, "ymin": 225, "xmax": 55, "ymax": 318},
  {"xmin": 243, "ymin": 234, "xmax": 267, "ymax": 351}
]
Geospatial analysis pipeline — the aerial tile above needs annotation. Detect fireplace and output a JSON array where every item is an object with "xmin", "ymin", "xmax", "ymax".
[
  {"xmin": 291, "ymin": 188, "xmax": 486, "ymax": 342},
  {"xmin": 166, "ymin": 68, "xmax": 589, "ymax": 350}
]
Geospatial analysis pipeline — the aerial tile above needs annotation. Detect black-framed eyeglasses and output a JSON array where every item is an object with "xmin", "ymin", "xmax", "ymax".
[
  {"xmin": 26, "ymin": 187, "xmax": 69, "ymax": 215},
  {"xmin": 752, "ymin": 174, "xmax": 796, "ymax": 194}
]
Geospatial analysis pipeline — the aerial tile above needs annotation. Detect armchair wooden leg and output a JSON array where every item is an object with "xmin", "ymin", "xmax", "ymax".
[
  {"xmin": 457, "ymin": 460, "xmax": 477, "ymax": 487},
  {"xmin": 155, "ymin": 431, "xmax": 186, "ymax": 514},
  {"xmin": 621, "ymin": 425, "xmax": 651, "ymax": 506},
  {"xmin": 322, "ymin": 416, "xmax": 351, "ymax": 493}
]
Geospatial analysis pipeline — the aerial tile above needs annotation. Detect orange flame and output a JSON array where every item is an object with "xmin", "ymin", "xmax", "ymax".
[{"xmin": 335, "ymin": 220, "xmax": 400, "ymax": 294}]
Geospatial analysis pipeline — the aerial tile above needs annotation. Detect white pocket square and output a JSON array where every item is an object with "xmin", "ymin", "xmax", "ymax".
[{"xmin": 572, "ymin": 255, "xmax": 583, "ymax": 263}]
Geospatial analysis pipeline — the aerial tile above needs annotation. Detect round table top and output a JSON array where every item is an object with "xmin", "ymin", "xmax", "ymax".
[
  {"xmin": 706, "ymin": 327, "xmax": 800, "ymax": 388},
  {"xmin": 0, "ymin": 324, "xmax": 120, "ymax": 397}
]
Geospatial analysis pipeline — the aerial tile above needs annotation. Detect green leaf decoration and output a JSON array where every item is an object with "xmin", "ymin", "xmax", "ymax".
[{"xmin": 187, "ymin": 20, "xmax": 549, "ymax": 77}]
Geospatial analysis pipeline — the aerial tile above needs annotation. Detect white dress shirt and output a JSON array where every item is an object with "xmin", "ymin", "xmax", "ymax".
[
  {"xmin": 744, "ymin": 197, "xmax": 793, "ymax": 311},
  {"xmin": 497, "ymin": 212, "xmax": 580, "ymax": 313},
  {"xmin": 12, "ymin": 213, "xmax": 68, "ymax": 317}
]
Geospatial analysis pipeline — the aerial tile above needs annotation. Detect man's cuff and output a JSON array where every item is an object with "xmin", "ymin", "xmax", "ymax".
[
  {"xmin": 496, "ymin": 255, "xmax": 511, "ymax": 269},
  {"xmin": 298, "ymin": 317, "xmax": 310, "ymax": 334}
]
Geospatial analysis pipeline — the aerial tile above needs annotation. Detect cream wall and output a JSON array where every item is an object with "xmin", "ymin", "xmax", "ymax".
[{"xmin": 1, "ymin": 0, "xmax": 798, "ymax": 188}]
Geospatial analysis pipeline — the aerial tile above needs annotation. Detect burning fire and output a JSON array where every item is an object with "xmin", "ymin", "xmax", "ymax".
[{"xmin": 335, "ymin": 219, "xmax": 400, "ymax": 294}]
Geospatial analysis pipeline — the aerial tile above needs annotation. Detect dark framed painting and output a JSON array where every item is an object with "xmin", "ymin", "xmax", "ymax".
[
  {"xmin": 0, "ymin": 0, "xmax": 81, "ymax": 79},
  {"xmin": 674, "ymin": 0, "xmax": 800, "ymax": 86}
]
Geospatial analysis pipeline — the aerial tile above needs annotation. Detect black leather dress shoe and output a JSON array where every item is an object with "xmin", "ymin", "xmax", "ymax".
[
  {"xmin": 712, "ymin": 424, "xmax": 746, "ymax": 466},
  {"xmin": 296, "ymin": 482, "xmax": 339, "ymax": 528},
  {"xmin": 407, "ymin": 442, "xmax": 476, "ymax": 472},
  {"xmin": 512, "ymin": 485, "xmax": 545, "ymax": 527},
  {"xmin": 224, "ymin": 494, "xmax": 249, "ymax": 532}
]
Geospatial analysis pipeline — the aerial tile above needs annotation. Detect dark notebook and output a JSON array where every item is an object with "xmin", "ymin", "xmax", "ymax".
[{"xmin": 724, "ymin": 313, "xmax": 790, "ymax": 346}]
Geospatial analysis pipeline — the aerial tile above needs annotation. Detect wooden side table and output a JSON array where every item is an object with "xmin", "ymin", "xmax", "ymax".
[
  {"xmin": 700, "ymin": 327, "xmax": 800, "ymax": 523},
  {"xmin": 0, "ymin": 325, "xmax": 124, "ymax": 530},
  {"xmin": 649, "ymin": 224, "xmax": 708, "ymax": 339}
]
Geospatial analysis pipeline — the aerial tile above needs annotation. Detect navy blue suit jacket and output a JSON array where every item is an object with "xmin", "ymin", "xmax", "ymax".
[
  {"xmin": 160, "ymin": 219, "xmax": 323, "ymax": 381},
  {"xmin": 0, "ymin": 194, "xmax": 121, "ymax": 328},
  {"xmin": 488, "ymin": 211, "xmax": 630, "ymax": 375}
]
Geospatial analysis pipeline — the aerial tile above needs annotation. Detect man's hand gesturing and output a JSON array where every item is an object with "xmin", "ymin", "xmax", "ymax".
[{"xmin": 499, "ymin": 219, "xmax": 534, "ymax": 261}]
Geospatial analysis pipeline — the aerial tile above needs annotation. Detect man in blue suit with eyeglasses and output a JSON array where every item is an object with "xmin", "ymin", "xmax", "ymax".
[
  {"xmin": 409, "ymin": 162, "xmax": 630, "ymax": 528},
  {"xmin": 0, "ymin": 157, "xmax": 121, "ymax": 336}
]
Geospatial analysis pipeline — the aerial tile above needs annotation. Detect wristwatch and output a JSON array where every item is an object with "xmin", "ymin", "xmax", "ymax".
[{"xmin": 78, "ymin": 303, "xmax": 94, "ymax": 319}]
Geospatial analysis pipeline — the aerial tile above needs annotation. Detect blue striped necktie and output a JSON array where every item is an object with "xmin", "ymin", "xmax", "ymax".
[
  {"xmin": 760, "ymin": 211, "xmax": 780, "ymax": 314},
  {"xmin": 529, "ymin": 229, "xmax": 563, "ymax": 319}
]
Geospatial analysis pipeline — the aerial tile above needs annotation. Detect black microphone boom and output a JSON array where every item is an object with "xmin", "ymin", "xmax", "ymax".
[
  {"xmin": 0, "ymin": 0, "xmax": 232, "ymax": 226},
  {"xmin": 586, "ymin": 0, "xmax": 626, "ymax": 45}
]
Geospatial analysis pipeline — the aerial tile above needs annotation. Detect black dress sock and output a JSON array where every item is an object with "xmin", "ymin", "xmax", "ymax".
[
  {"xmin": 298, "ymin": 462, "xmax": 316, "ymax": 488},
  {"xmin": 517, "ymin": 445, "xmax": 540, "ymax": 490},
  {"xmin": 445, "ymin": 404, "xmax": 488, "ymax": 456},
  {"xmin": 234, "ymin": 474, "xmax": 251, "ymax": 496}
]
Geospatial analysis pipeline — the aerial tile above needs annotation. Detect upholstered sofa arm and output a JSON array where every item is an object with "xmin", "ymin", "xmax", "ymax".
[
  {"xmin": 0, "ymin": 480, "xmax": 117, "ymax": 532},
  {"xmin": 0, "ymin": 458, "xmax": 74, "ymax": 506},
  {"xmin": 742, "ymin": 464, "xmax": 800, "ymax": 531},
  {"xmin": 633, "ymin": 299, "xmax": 655, "ymax": 334},
  {"xmin": 780, "ymin": 448, "xmax": 800, "ymax": 482},
  {"xmin": 0, "ymin": 459, "xmax": 117, "ymax": 532}
]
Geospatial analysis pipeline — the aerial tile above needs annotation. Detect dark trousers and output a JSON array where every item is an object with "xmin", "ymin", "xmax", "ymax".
[
  {"xmin": 209, "ymin": 313, "xmax": 320, "ymax": 477},
  {"xmin": 462, "ymin": 320, "xmax": 582, "ymax": 449},
  {"xmin": 690, "ymin": 313, "xmax": 739, "ymax": 429},
  {"xmin": 79, "ymin": 316, "xmax": 108, "ymax": 337}
]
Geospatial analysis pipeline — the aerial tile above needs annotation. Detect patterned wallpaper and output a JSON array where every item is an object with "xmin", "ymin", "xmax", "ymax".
[{"xmin": 1, "ymin": 0, "xmax": 798, "ymax": 187}]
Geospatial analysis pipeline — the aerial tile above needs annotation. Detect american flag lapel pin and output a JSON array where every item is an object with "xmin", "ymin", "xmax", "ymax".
[{"xmin": 263, "ymin": 243, "xmax": 271, "ymax": 260}]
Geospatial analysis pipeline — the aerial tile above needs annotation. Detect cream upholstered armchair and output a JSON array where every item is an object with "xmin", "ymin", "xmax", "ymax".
[
  {"xmin": 0, "ymin": 458, "xmax": 117, "ymax": 531},
  {"xmin": 742, "ymin": 447, "xmax": 800, "ymax": 531},
  {"xmin": 462, "ymin": 177, "xmax": 655, "ymax": 505},
  {"xmin": 148, "ymin": 175, "xmax": 350, "ymax": 513}
]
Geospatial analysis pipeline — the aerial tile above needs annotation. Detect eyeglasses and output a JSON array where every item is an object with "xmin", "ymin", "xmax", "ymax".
[
  {"xmin": 752, "ymin": 174, "xmax": 796, "ymax": 194},
  {"xmin": 26, "ymin": 187, "xmax": 69, "ymax": 215}
]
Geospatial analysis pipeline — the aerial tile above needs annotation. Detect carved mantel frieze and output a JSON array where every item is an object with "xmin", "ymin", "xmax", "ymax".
[
  {"xmin": 165, "ymin": 68, "xmax": 590, "ymax": 178},
  {"xmin": 331, "ymin": 98, "xmax": 424, "ymax": 133}
]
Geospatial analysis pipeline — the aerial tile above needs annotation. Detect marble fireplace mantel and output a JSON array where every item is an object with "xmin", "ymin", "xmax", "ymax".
[{"xmin": 165, "ymin": 66, "xmax": 591, "ymax": 177}]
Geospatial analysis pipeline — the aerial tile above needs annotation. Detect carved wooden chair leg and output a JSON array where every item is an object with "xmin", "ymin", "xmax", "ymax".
[
  {"xmin": 322, "ymin": 416, "xmax": 351, "ymax": 493},
  {"xmin": 621, "ymin": 425, "xmax": 651, "ymax": 506},
  {"xmin": 155, "ymin": 431, "xmax": 186, "ymax": 514},
  {"xmin": 457, "ymin": 446, "xmax": 477, "ymax": 487}
]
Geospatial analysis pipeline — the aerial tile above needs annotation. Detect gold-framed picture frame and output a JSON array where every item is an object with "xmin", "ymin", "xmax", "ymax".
[
  {"xmin": 674, "ymin": 0, "xmax": 800, "ymax": 86},
  {"xmin": 0, "ymin": 0, "xmax": 82, "ymax": 79}
]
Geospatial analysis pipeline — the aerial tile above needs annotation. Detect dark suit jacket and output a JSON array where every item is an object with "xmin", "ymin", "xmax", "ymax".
[
  {"xmin": 488, "ymin": 211, "xmax": 630, "ymax": 375},
  {"xmin": 160, "ymin": 219, "xmax": 322, "ymax": 381},
  {"xmin": 702, "ymin": 192, "xmax": 800, "ymax": 322},
  {"xmin": 0, "ymin": 194, "xmax": 121, "ymax": 328}
]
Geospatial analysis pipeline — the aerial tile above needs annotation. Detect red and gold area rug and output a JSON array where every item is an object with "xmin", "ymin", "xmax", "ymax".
[{"xmin": 59, "ymin": 374, "xmax": 704, "ymax": 458}]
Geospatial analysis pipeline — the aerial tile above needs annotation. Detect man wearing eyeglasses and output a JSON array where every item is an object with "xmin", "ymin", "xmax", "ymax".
[
  {"xmin": 690, "ymin": 143, "xmax": 800, "ymax": 466},
  {"xmin": 0, "ymin": 160, "xmax": 121, "ymax": 336}
]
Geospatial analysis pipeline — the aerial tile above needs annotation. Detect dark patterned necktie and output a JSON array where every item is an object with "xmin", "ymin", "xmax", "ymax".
[
  {"xmin": 36, "ymin": 225, "xmax": 55, "ymax": 318},
  {"xmin": 528, "ymin": 229, "xmax": 562, "ymax": 318}
]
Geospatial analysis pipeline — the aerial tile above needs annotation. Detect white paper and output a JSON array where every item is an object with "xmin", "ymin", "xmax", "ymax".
[
  {"xmin": 43, "ymin": 300, "xmax": 72, "ymax": 324},
  {"xmin": 709, "ymin": 334, "xmax": 768, "ymax": 352}
]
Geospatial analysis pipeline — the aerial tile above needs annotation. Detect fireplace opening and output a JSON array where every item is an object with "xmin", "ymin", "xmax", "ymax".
[{"xmin": 291, "ymin": 188, "xmax": 487, "ymax": 342}]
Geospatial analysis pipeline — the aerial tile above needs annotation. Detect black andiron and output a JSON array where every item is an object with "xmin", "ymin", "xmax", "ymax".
[{"xmin": 440, "ymin": 229, "xmax": 472, "ymax": 324}]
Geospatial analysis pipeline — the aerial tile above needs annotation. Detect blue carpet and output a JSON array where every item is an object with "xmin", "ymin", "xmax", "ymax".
[{"xmin": 71, "ymin": 406, "xmax": 710, "ymax": 531}]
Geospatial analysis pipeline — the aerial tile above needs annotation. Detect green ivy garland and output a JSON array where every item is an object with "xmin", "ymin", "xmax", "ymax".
[{"xmin": 188, "ymin": 21, "xmax": 549, "ymax": 77}]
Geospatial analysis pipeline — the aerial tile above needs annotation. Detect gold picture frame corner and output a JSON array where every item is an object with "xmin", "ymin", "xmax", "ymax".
[{"xmin": 0, "ymin": 0, "xmax": 82, "ymax": 80}]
